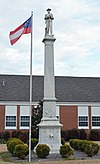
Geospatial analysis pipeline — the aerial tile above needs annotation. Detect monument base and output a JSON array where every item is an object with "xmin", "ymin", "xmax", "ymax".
[{"xmin": 38, "ymin": 118, "xmax": 62, "ymax": 153}]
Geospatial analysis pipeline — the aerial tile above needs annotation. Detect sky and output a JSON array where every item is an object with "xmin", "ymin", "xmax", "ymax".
[{"xmin": 0, "ymin": 0, "xmax": 100, "ymax": 77}]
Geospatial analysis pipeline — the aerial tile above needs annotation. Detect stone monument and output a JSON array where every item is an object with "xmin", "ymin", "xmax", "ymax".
[{"xmin": 38, "ymin": 8, "xmax": 62, "ymax": 153}]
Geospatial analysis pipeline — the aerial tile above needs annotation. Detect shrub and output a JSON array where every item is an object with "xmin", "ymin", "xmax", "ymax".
[
  {"xmin": 76, "ymin": 140, "xmax": 83, "ymax": 150},
  {"xmin": 69, "ymin": 139, "xmax": 82, "ymax": 150},
  {"xmin": 92, "ymin": 143, "xmax": 100, "ymax": 155},
  {"xmin": 11, "ymin": 130, "xmax": 21, "ymax": 138},
  {"xmin": 78, "ymin": 129, "xmax": 87, "ymax": 140},
  {"xmin": 89, "ymin": 130, "xmax": 100, "ymax": 141},
  {"xmin": 14, "ymin": 144, "xmax": 29, "ymax": 159},
  {"xmin": 2, "ymin": 131, "xmax": 10, "ymax": 141},
  {"xmin": 0, "ymin": 139, "xmax": 6, "ymax": 144},
  {"xmin": 19, "ymin": 131, "xmax": 29, "ymax": 143},
  {"xmin": 69, "ymin": 139, "xmax": 100, "ymax": 157},
  {"xmin": 72, "ymin": 139, "xmax": 79, "ymax": 150},
  {"xmin": 61, "ymin": 138, "xmax": 66, "ymax": 145},
  {"xmin": 60, "ymin": 144, "xmax": 73, "ymax": 158},
  {"xmin": 80, "ymin": 140, "xmax": 89, "ymax": 152},
  {"xmin": 68, "ymin": 129, "xmax": 79, "ymax": 140},
  {"xmin": 85, "ymin": 142, "xmax": 99, "ymax": 157},
  {"xmin": 85, "ymin": 143, "xmax": 93, "ymax": 157},
  {"xmin": 7, "ymin": 138, "xmax": 19, "ymax": 150},
  {"xmin": 11, "ymin": 130, "xmax": 29, "ymax": 143},
  {"xmin": 27, "ymin": 138, "xmax": 38, "ymax": 150},
  {"xmin": 61, "ymin": 130, "xmax": 70, "ymax": 141},
  {"xmin": 31, "ymin": 129, "xmax": 39, "ymax": 139},
  {"xmin": 61, "ymin": 129, "xmax": 88, "ymax": 141},
  {"xmin": 0, "ymin": 131, "xmax": 7, "ymax": 143},
  {"xmin": 70, "ymin": 139, "xmax": 89, "ymax": 152},
  {"xmin": 7, "ymin": 138, "xmax": 24, "ymax": 154},
  {"xmin": 0, "ymin": 131, "xmax": 3, "ymax": 139},
  {"xmin": 36, "ymin": 144, "xmax": 50, "ymax": 158},
  {"xmin": 7, "ymin": 138, "xmax": 12, "ymax": 149},
  {"xmin": 69, "ymin": 139, "xmax": 74, "ymax": 148}
]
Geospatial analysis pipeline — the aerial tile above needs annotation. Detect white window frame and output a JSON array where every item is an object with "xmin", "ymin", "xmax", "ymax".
[
  {"xmin": 5, "ymin": 106, "xmax": 17, "ymax": 129},
  {"xmin": 78, "ymin": 106, "xmax": 89, "ymax": 129},
  {"xmin": 20, "ymin": 116, "xmax": 30, "ymax": 128},
  {"xmin": 20, "ymin": 106, "xmax": 30, "ymax": 129},
  {"xmin": 91, "ymin": 106, "xmax": 100, "ymax": 129}
]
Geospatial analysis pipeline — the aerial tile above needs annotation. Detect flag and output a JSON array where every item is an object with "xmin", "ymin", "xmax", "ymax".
[{"xmin": 9, "ymin": 16, "xmax": 32, "ymax": 45}]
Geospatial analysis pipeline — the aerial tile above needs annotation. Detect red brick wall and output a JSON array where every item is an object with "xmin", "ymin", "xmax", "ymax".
[
  {"xmin": 0, "ymin": 105, "xmax": 5, "ymax": 130},
  {"xmin": 88, "ymin": 106, "xmax": 91, "ymax": 129},
  {"xmin": 17, "ymin": 106, "xmax": 20, "ymax": 129},
  {"xmin": 60, "ymin": 106, "xmax": 78, "ymax": 130},
  {"xmin": 0, "ymin": 104, "xmax": 93, "ymax": 132}
]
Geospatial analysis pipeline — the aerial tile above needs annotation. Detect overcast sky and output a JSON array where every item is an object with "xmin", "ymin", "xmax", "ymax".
[{"xmin": 0, "ymin": 0, "xmax": 100, "ymax": 77}]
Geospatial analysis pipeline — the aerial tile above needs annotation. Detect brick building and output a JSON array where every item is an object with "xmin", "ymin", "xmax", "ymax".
[{"xmin": 0, "ymin": 74, "xmax": 100, "ymax": 131}]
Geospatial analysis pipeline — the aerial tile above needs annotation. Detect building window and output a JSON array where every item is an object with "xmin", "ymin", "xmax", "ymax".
[
  {"xmin": 91, "ymin": 107, "xmax": 100, "ymax": 129},
  {"xmin": 5, "ymin": 106, "xmax": 17, "ymax": 129},
  {"xmin": 78, "ymin": 106, "xmax": 88, "ymax": 129},
  {"xmin": 20, "ymin": 106, "xmax": 30, "ymax": 129},
  {"xmin": 20, "ymin": 116, "xmax": 29, "ymax": 127},
  {"xmin": 92, "ymin": 116, "xmax": 100, "ymax": 126},
  {"xmin": 79, "ymin": 116, "xmax": 88, "ymax": 126},
  {"xmin": 6, "ymin": 116, "xmax": 16, "ymax": 127}
]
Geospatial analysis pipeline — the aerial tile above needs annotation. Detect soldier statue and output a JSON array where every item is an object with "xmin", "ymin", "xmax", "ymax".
[{"xmin": 44, "ymin": 8, "xmax": 54, "ymax": 36}]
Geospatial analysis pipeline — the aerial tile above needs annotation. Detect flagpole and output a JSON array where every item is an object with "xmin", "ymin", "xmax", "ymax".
[{"xmin": 29, "ymin": 11, "xmax": 33, "ymax": 162}]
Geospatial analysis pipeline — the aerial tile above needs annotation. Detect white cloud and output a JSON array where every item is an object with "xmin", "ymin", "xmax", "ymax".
[{"xmin": 0, "ymin": 0, "xmax": 100, "ymax": 77}]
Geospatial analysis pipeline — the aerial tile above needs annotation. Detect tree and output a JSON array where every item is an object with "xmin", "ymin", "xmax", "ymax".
[{"xmin": 31, "ymin": 100, "xmax": 43, "ymax": 133}]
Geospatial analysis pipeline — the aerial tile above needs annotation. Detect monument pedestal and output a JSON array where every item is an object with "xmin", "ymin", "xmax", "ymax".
[{"xmin": 38, "ymin": 118, "xmax": 62, "ymax": 153}]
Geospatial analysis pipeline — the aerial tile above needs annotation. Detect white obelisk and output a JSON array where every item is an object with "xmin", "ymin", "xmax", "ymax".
[{"xmin": 38, "ymin": 8, "xmax": 62, "ymax": 153}]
